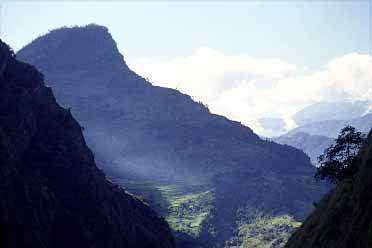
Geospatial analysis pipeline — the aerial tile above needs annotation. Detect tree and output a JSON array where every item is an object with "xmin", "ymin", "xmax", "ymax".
[{"xmin": 315, "ymin": 125, "xmax": 365, "ymax": 184}]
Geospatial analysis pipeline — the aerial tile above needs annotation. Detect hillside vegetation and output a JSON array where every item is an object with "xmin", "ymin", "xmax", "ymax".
[
  {"xmin": 0, "ymin": 39, "xmax": 175, "ymax": 248},
  {"xmin": 285, "ymin": 130, "xmax": 372, "ymax": 248}
]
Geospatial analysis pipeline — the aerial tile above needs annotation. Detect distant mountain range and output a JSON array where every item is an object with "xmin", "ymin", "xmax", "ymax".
[
  {"xmin": 273, "ymin": 106, "xmax": 372, "ymax": 166},
  {"xmin": 272, "ymin": 101, "xmax": 372, "ymax": 165},
  {"xmin": 17, "ymin": 24, "xmax": 328, "ymax": 247},
  {"xmin": 292, "ymin": 101, "xmax": 371, "ymax": 127},
  {"xmin": 273, "ymin": 132, "xmax": 334, "ymax": 165},
  {"xmin": 286, "ymin": 113, "xmax": 372, "ymax": 138},
  {"xmin": 259, "ymin": 101, "xmax": 372, "ymax": 137},
  {"xmin": 0, "ymin": 39, "xmax": 174, "ymax": 248},
  {"xmin": 259, "ymin": 101, "xmax": 371, "ymax": 137}
]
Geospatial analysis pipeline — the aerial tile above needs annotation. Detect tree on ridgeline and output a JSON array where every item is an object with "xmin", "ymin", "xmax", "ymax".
[{"xmin": 315, "ymin": 125, "xmax": 365, "ymax": 184}]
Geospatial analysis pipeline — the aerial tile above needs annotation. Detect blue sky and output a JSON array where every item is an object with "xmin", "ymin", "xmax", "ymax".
[
  {"xmin": 1, "ymin": 1, "xmax": 370, "ymax": 67},
  {"xmin": 1, "ymin": 1, "xmax": 371, "ymax": 136}
]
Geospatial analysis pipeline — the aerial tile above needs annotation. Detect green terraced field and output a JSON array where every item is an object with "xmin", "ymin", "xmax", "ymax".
[
  {"xmin": 110, "ymin": 178, "xmax": 301, "ymax": 247},
  {"xmin": 160, "ymin": 186, "xmax": 214, "ymax": 236},
  {"xmin": 225, "ymin": 213, "xmax": 301, "ymax": 248},
  {"xmin": 110, "ymin": 178, "xmax": 214, "ymax": 236}
]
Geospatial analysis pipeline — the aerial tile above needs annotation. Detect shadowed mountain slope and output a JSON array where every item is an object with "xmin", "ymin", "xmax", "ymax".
[
  {"xmin": 285, "ymin": 130, "xmax": 372, "ymax": 248},
  {"xmin": 18, "ymin": 24, "xmax": 320, "ymax": 183},
  {"xmin": 0, "ymin": 40, "xmax": 174, "ymax": 248},
  {"xmin": 18, "ymin": 24, "xmax": 328, "ymax": 247}
]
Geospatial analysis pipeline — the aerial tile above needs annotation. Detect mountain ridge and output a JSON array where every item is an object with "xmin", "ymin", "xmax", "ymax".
[
  {"xmin": 273, "ymin": 132, "xmax": 334, "ymax": 165},
  {"xmin": 17, "ymin": 24, "xmax": 328, "ymax": 247},
  {"xmin": 0, "ymin": 39, "xmax": 175, "ymax": 248},
  {"xmin": 292, "ymin": 101, "xmax": 371, "ymax": 127},
  {"xmin": 18, "ymin": 24, "xmax": 269, "ymax": 183},
  {"xmin": 287, "ymin": 114, "xmax": 372, "ymax": 138}
]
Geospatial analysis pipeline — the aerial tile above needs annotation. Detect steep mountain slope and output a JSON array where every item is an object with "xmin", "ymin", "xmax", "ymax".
[
  {"xmin": 18, "ymin": 25, "xmax": 312, "ymax": 182},
  {"xmin": 292, "ymin": 101, "xmax": 371, "ymax": 127},
  {"xmin": 287, "ymin": 114, "xmax": 372, "ymax": 138},
  {"xmin": 0, "ymin": 40, "xmax": 174, "ymax": 248},
  {"xmin": 285, "ymin": 130, "xmax": 372, "ymax": 248},
  {"xmin": 17, "ymin": 25, "xmax": 327, "ymax": 247},
  {"xmin": 273, "ymin": 132, "xmax": 334, "ymax": 165}
]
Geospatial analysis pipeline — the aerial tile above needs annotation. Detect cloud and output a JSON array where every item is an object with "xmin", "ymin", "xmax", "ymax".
[{"xmin": 129, "ymin": 48, "xmax": 372, "ymax": 137}]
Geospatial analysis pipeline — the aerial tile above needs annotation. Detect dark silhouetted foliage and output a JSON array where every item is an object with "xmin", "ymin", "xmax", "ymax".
[
  {"xmin": 285, "ymin": 130, "xmax": 372, "ymax": 248},
  {"xmin": 315, "ymin": 125, "xmax": 365, "ymax": 184}
]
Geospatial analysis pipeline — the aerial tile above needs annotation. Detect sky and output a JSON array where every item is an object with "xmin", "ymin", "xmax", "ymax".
[{"xmin": 1, "ymin": 1, "xmax": 372, "ymax": 136}]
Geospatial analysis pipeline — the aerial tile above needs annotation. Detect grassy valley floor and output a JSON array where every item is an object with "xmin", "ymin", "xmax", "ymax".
[
  {"xmin": 110, "ymin": 178, "xmax": 214, "ymax": 237},
  {"xmin": 110, "ymin": 178, "xmax": 301, "ymax": 248}
]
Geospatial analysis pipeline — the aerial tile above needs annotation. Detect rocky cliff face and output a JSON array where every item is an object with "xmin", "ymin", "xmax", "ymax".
[
  {"xmin": 0, "ymin": 40, "xmax": 175, "ymax": 248},
  {"xmin": 285, "ymin": 131, "xmax": 372, "ymax": 248}
]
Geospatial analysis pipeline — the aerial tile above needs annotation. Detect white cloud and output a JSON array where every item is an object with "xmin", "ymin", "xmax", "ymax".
[{"xmin": 129, "ymin": 48, "xmax": 372, "ymax": 137}]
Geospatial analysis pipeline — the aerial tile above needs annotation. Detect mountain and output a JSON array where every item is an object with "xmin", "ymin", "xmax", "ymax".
[
  {"xmin": 285, "ymin": 130, "xmax": 372, "ymax": 248},
  {"xmin": 286, "ymin": 114, "xmax": 372, "ymax": 138},
  {"xmin": 278, "ymin": 106, "xmax": 372, "ymax": 167},
  {"xmin": 0, "ymin": 40, "xmax": 174, "ymax": 248},
  {"xmin": 273, "ymin": 132, "xmax": 334, "ymax": 165},
  {"xmin": 292, "ymin": 101, "xmax": 371, "ymax": 127},
  {"xmin": 17, "ymin": 24, "xmax": 328, "ymax": 247}
]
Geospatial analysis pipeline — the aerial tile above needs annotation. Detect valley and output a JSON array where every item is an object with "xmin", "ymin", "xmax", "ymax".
[
  {"xmin": 110, "ymin": 177, "xmax": 304, "ymax": 248},
  {"xmin": 110, "ymin": 178, "xmax": 214, "ymax": 237},
  {"xmin": 2, "ymin": 2, "xmax": 372, "ymax": 247},
  {"xmin": 15, "ymin": 24, "xmax": 328, "ymax": 247}
]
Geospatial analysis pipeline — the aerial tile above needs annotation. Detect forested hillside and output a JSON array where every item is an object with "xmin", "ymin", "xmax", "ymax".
[
  {"xmin": 285, "ymin": 130, "xmax": 372, "ymax": 248},
  {"xmin": 0, "ymin": 39, "xmax": 175, "ymax": 248}
]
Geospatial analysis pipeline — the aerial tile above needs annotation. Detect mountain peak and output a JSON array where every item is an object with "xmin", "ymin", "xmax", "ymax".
[{"xmin": 17, "ymin": 24, "xmax": 126, "ymax": 72}]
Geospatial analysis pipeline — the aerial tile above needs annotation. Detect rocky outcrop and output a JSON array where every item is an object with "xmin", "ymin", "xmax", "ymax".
[{"xmin": 0, "ymin": 40, "xmax": 175, "ymax": 248}]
